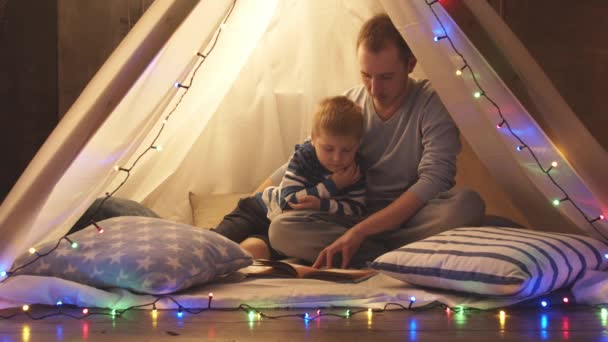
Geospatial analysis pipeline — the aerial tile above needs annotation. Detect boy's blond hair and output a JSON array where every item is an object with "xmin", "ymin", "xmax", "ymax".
[{"xmin": 311, "ymin": 96, "xmax": 364, "ymax": 140}]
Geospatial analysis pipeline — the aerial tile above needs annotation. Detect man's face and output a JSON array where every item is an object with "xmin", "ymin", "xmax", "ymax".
[
  {"xmin": 357, "ymin": 44, "xmax": 413, "ymax": 116},
  {"xmin": 312, "ymin": 132, "xmax": 360, "ymax": 173}
]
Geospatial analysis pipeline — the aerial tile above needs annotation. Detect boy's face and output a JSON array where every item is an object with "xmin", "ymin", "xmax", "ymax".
[{"xmin": 312, "ymin": 131, "xmax": 360, "ymax": 173}]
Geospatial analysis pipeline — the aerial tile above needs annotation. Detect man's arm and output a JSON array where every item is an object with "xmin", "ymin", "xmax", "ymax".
[
  {"xmin": 312, "ymin": 190, "xmax": 423, "ymax": 269},
  {"xmin": 253, "ymin": 177, "xmax": 273, "ymax": 195},
  {"xmin": 252, "ymin": 162, "xmax": 288, "ymax": 194}
]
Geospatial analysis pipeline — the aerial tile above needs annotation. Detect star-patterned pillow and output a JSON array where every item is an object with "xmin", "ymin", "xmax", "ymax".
[{"xmin": 12, "ymin": 216, "xmax": 253, "ymax": 294}]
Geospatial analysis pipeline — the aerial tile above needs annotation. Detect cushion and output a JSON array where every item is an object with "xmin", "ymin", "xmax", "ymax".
[
  {"xmin": 68, "ymin": 197, "xmax": 159, "ymax": 235},
  {"xmin": 189, "ymin": 192, "xmax": 249, "ymax": 228},
  {"xmin": 13, "ymin": 216, "xmax": 253, "ymax": 294},
  {"xmin": 369, "ymin": 227, "xmax": 608, "ymax": 298}
]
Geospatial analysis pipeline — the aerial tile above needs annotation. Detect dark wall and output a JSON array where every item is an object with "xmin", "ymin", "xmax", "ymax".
[
  {"xmin": 502, "ymin": 0, "xmax": 608, "ymax": 150},
  {"xmin": 0, "ymin": 0, "xmax": 152, "ymax": 202},
  {"xmin": 0, "ymin": 0, "xmax": 58, "ymax": 201}
]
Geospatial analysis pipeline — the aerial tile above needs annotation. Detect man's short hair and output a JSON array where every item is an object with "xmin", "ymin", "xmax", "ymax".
[
  {"xmin": 312, "ymin": 96, "xmax": 364, "ymax": 141},
  {"xmin": 357, "ymin": 13, "xmax": 412, "ymax": 63}
]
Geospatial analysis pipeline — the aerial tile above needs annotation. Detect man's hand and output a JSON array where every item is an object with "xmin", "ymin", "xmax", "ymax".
[
  {"xmin": 312, "ymin": 229, "xmax": 364, "ymax": 269},
  {"xmin": 331, "ymin": 164, "xmax": 361, "ymax": 190},
  {"xmin": 288, "ymin": 195, "xmax": 321, "ymax": 210}
]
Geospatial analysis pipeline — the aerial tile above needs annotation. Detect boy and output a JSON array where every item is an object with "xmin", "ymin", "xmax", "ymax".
[{"xmin": 213, "ymin": 96, "xmax": 366, "ymax": 259}]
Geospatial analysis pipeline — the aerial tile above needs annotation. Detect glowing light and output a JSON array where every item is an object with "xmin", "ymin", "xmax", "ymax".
[
  {"xmin": 541, "ymin": 300, "xmax": 548, "ymax": 308},
  {"xmin": 317, "ymin": 309, "xmax": 321, "ymax": 316},
  {"xmin": 499, "ymin": 310, "xmax": 506, "ymax": 329},
  {"xmin": 29, "ymin": 247, "xmax": 36, "ymax": 254},
  {"xmin": 551, "ymin": 161, "xmax": 558, "ymax": 168},
  {"xmin": 473, "ymin": 91, "xmax": 482, "ymax": 98},
  {"xmin": 562, "ymin": 297, "xmax": 569, "ymax": 304},
  {"xmin": 604, "ymin": 252, "xmax": 608, "ymax": 259},
  {"xmin": 71, "ymin": 242, "xmax": 78, "ymax": 249},
  {"xmin": 111, "ymin": 309, "xmax": 117, "ymax": 317},
  {"xmin": 553, "ymin": 199, "xmax": 561, "ymax": 206},
  {"xmin": 1, "ymin": 271, "xmax": 6, "ymax": 277},
  {"xmin": 152, "ymin": 145, "xmax": 163, "ymax": 152},
  {"xmin": 22, "ymin": 305, "xmax": 30, "ymax": 311},
  {"xmin": 410, "ymin": 296, "xmax": 417, "ymax": 302},
  {"xmin": 601, "ymin": 308, "xmax": 608, "ymax": 320},
  {"xmin": 456, "ymin": 64, "xmax": 467, "ymax": 76},
  {"xmin": 248, "ymin": 311, "xmax": 255, "ymax": 321},
  {"xmin": 56, "ymin": 300, "xmax": 63, "ymax": 306},
  {"xmin": 177, "ymin": 307, "xmax": 184, "ymax": 318},
  {"xmin": 304, "ymin": 313, "xmax": 309, "ymax": 320},
  {"xmin": 434, "ymin": 35, "xmax": 447, "ymax": 42},
  {"xmin": 82, "ymin": 308, "xmax": 89, "ymax": 315},
  {"xmin": 345, "ymin": 309, "xmax": 351, "ymax": 318},
  {"xmin": 516, "ymin": 145, "xmax": 525, "ymax": 151}
]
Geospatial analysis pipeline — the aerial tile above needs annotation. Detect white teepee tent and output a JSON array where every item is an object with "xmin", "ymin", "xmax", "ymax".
[{"xmin": 0, "ymin": 0, "xmax": 606, "ymax": 307}]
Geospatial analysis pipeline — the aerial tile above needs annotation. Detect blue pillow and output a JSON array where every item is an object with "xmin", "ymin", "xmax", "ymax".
[
  {"xmin": 12, "ymin": 217, "xmax": 253, "ymax": 294},
  {"xmin": 370, "ymin": 227, "xmax": 608, "ymax": 298}
]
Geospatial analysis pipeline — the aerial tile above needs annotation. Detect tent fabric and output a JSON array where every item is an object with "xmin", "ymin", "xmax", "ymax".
[{"xmin": 0, "ymin": 0, "xmax": 606, "ymax": 307}]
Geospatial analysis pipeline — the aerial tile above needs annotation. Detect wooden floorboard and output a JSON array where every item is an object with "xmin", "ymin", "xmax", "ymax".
[{"xmin": 1, "ymin": 306, "xmax": 607, "ymax": 341}]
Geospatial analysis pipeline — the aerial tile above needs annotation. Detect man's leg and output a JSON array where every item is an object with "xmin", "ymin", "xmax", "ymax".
[
  {"xmin": 378, "ymin": 188, "xmax": 485, "ymax": 250},
  {"xmin": 268, "ymin": 210, "xmax": 385, "ymax": 268}
]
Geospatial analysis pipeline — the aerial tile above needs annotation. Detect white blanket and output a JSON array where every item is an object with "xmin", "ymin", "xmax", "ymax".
[{"xmin": 1, "ymin": 271, "xmax": 604, "ymax": 311}]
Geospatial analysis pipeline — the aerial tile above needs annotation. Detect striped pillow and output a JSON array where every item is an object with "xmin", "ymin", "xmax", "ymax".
[{"xmin": 370, "ymin": 227, "xmax": 608, "ymax": 298}]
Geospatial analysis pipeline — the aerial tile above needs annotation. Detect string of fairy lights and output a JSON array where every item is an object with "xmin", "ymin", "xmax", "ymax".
[
  {"xmin": 0, "ymin": 0, "xmax": 607, "ymax": 324},
  {"xmin": 0, "ymin": 0, "xmax": 237, "ymax": 281},
  {"xmin": 3, "ymin": 293, "xmax": 606, "ymax": 325},
  {"xmin": 425, "ymin": 0, "xmax": 606, "ymax": 239}
]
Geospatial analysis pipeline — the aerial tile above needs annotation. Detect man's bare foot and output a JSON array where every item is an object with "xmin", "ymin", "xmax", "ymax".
[{"xmin": 240, "ymin": 237, "xmax": 271, "ymax": 259}]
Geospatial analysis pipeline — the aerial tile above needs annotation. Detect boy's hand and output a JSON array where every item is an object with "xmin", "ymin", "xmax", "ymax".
[
  {"xmin": 288, "ymin": 196, "xmax": 321, "ymax": 210},
  {"xmin": 331, "ymin": 164, "xmax": 361, "ymax": 190}
]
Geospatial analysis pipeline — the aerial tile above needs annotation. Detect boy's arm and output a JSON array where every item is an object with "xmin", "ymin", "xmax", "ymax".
[
  {"xmin": 279, "ymin": 168, "xmax": 340, "ymax": 210},
  {"xmin": 317, "ymin": 181, "xmax": 365, "ymax": 216}
]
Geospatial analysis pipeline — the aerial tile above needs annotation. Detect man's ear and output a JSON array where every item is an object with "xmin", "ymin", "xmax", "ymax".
[{"xmin": 407, "ymin": 56, "xmax": 417, "ymax": 74}]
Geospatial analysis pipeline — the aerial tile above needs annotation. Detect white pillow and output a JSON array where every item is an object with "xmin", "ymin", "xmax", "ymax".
[
  {"xmin": 189, "ymin": 192, "xmax": 249, "ymax": 228},
  {"xmin": 370, "ymin": 227, "xmax": 608, "ymax": 298}
]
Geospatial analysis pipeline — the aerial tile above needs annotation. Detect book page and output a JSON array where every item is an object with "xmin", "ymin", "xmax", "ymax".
[{"xmin": 243, "ymin": 260, "xmax": 376, "ymax": 283}]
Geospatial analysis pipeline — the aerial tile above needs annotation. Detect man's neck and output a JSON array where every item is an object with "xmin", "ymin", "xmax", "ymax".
[{"xmin": 374, "ymin": 92, "xmax": 408, "ymax": 121}]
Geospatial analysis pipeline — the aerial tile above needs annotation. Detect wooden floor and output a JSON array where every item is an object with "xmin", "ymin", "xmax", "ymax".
[{"xmin": 1, "ymin": 305, "xmax": 607, "ymax": 341}]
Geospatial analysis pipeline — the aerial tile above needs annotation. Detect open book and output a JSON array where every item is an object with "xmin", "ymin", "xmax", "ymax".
[{"xmin": 241, "ymin": 259, "xmax": 377, "ymax": 283}]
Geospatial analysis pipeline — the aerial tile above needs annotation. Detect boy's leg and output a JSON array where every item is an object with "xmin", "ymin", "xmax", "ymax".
[
  {"xmin": 269, "ymin": 210, "xmax": 386, "ymax": 268},
  {"xmin": 212, "ymin": 197, "xmax": 270, "ymax": 243},
  {"xmin": 376, "ymin": 188, "xmax": 485, "ymax": 251}
]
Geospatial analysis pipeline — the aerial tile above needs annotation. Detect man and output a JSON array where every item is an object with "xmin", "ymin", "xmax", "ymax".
[{"xmin": 265, "ymin": 13, "xmax": 485, "ymax": 268}]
